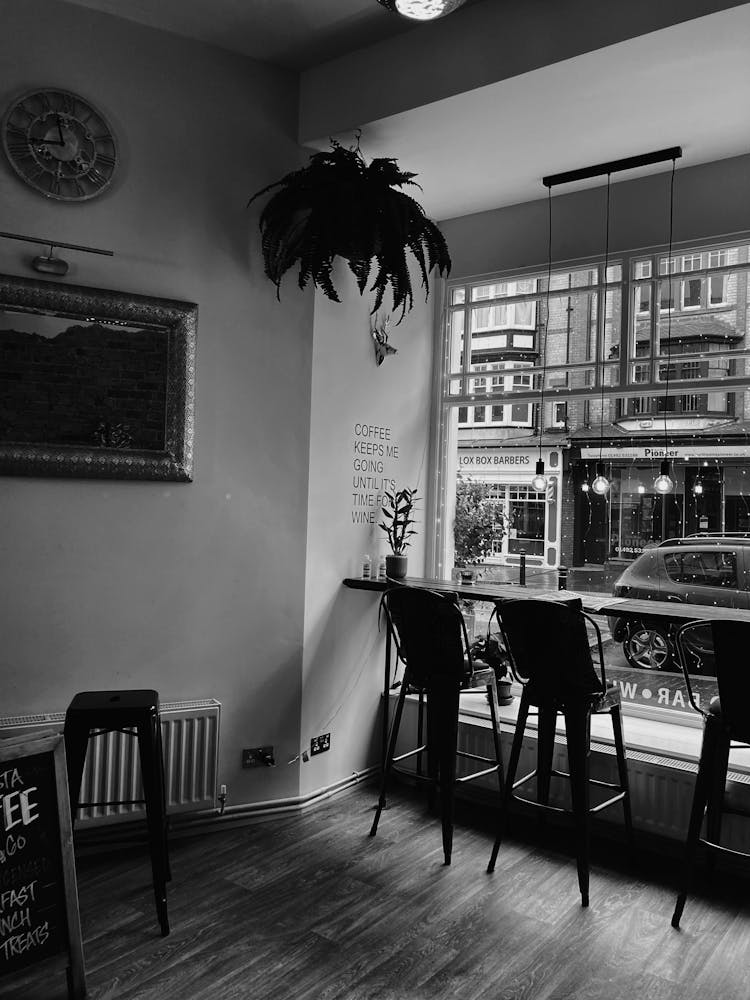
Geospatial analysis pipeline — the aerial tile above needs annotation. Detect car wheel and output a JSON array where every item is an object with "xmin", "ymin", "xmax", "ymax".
[{"xmin": 623, "ymin": 623, "xmax": 672, "ymax": 671}]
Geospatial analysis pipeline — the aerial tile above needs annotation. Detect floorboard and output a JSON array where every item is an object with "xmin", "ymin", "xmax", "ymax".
[{"xmin": 3, "ymin": 781, "xmax": 749, "ymax": 1000}]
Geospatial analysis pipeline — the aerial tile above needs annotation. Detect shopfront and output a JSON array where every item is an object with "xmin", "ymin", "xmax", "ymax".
[
  {"xmin": 457, "ymin": 445, "xmax": 564, "ymax": 568},
  {"xmin": 574, "ymin": 441, "xmax": 750, "ymax": 563}
]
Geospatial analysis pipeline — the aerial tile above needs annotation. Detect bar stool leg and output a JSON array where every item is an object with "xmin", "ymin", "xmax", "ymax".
[
  {"xmin": 370, "ymin": 674, "xmax": 410, "ymax": 837},
  {"xmin": 564, "ymin": 704, "xmax": 591, "ymax": 907},
  {"xmin": 485, "ymin": 678, "xmax": 504, "ymax": 799},
  {"xmin": 433, "ymin": 678, "xmax": 459, "ymax": 865},
  {"xmin": 155, "ymin": 721, "xmax": 172, "ymax": 883},
  {"xmin": 536, "ymin": 704, "xmax": 557, "ymax": 831},
  {"xmin": 63, "ymin": 722, "xmax": 91, "ymax": 825},
  {"xmin": 137, "ymin": 721, "xmax": 170, "ymax": 937},
  {"xmin": 705, "ymin": 732, "xmax": 730, "ymax": 877},
  {"xmin": 610, "ymin": 704, "xmax": 635, "ymax": 857},
  {"xmin": 672, "ymin": 718, "xmax": 718, "ymax": 928},
  {"xmin": 488, "ymin": 688, "xmax": 529, "ymax": 873}
]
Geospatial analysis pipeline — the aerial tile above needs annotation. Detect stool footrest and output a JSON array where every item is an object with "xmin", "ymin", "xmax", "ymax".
[
  {"xmin": 456, "ymin": 764, "xmax": 501, "ymax": 783},
  {"xmin": 700, "ymin": 837, "xmax": 750, "ymax": 860},
  {"xmin": 392, "ymin": 745, "xmax": 428, "ymax": 764}
]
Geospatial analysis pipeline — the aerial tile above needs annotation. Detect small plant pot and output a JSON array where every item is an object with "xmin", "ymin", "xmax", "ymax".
[
  {"xmin": 385, "ymin": 554, "xmax": 408, "ymax": 579},
  {"xmin": 496, "ymin": 679, "xmax": 514, "ymax": 706}
]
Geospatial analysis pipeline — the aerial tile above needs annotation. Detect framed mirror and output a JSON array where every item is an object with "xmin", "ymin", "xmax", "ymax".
[{"xmin": 0, "ymin": 274, "xmax": 197, "ymax": 480}]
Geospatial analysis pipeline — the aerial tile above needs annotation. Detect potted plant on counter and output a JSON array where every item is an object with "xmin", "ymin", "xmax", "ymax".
[
  {"xmin": 379, "ymin": 486, "xmax": 418, "ymax": 579},
  {"xmin": 469, "ymin": 618, "xmax": 514, "ymax": 706}
]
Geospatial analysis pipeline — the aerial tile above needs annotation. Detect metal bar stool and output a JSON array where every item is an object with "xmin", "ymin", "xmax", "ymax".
[
  {"xmin": 370, "ymin": 585, "xmax": 504, "ymax": 865},
  {"xmin": 672, "ymin": 619, "xmax": 750, "ymax": 928},
  {"xmin": 64, "ymin": 689, "xmax": 171, "ymax": 936},
  {"xmin": 488, "ymin": 597, "xmax": 634, "ymax": 907}
]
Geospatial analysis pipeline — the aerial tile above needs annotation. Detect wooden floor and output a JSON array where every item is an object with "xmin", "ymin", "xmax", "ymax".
[{"xmin": 6, "ymin": 780, "xmax": 750, "ymax": 1000}]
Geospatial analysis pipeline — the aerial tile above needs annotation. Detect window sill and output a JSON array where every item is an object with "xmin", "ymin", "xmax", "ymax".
[{"xmin": 451, "ymin": 689, "xmax": 750, "ymax": 780}]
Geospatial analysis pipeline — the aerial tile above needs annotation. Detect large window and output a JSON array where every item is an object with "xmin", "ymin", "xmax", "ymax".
[{"xmin": 434, "ymin": 235, "xmax": 750, "ymax": 722}]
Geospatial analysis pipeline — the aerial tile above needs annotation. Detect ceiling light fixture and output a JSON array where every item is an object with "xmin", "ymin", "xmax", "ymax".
[
  {"xmin": 590, "ymin": 173, "xmax": 613, "ymax": 496},
  {"xmin": 377, "ymin": 0, "xmax": 467, "ymax": 21},
  {"xmin": 530, "ymin": 186, "xmax": 554, "ymax": 495},
  {"xmin": 655, "ymin": 159, "xmax": 678, "ymax": 497},
  {"xmin": 543, "ymin": 146, "xmax": 682, "ymax": 501}
]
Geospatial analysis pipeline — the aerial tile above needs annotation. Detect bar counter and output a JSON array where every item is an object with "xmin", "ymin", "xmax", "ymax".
[{"xmin": 343, "ymin": 575, "xmax": 750, "ymax": 624}]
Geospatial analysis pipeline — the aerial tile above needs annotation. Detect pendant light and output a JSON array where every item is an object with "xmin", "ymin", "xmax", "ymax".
[
  {"xmin": 530, "ymin": 187, "xmax": 554, "ymax": 494},
  {"xmin": 377, "ymin": 0, "xmax": 467, "ymax": 20},
  {"xmin": 654, "ymin": 159, "xmax": 678, "ymax": 496},
  {"xmin": 590, "ymin": 174, "xmax": 613, "ymax": 496},
  {"xmin": 542, "ymin": 147, "xmax": 682, "ymax": 500}
]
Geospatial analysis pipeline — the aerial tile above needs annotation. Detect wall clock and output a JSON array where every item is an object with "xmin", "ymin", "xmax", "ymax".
[{"xmin": 2, "ymin": 88, "xmax": 118, "ymax": 201}]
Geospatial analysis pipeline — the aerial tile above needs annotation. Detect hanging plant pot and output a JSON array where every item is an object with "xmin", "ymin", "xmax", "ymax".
[{"xmin": 248, "ymin": 139, "xmax": 451, "ymax": 322}]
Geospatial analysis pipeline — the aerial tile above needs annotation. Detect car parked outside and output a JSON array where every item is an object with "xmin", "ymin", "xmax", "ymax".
[{"xmin": 609, "ymin": 535, "xmax": 750, "ymax": 671}]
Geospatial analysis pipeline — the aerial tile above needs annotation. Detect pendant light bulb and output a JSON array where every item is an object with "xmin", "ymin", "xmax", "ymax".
[
  {"xmin": 591, "ymin": 461, "xmax": 610, "ymax": 496},
  {"xmin": 378, "ymin": 0, "xmax": 467, "ymax": 19},
  {"xmin": 581, "ymin": 482, "xmax": 590, "ymax": 493},
  {"xmin": 693, "ymin": 480, "xmax": 703, "ymax": 496},
  {"xmin": 654, "ymin": 459, "xmax": 675, "ymax": 495},
  {"xmin": 531, "ymin": 459, "xmax": 547, "ymax": 494}
]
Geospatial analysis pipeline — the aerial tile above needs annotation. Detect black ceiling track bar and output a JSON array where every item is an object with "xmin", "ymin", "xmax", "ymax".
[{"xmin": 542, "ymin": 146, "xmax": 683, "ymax": 189}]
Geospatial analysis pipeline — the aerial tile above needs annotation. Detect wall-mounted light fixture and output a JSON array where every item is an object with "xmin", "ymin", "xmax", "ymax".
[
  {"xmin": 0, "ymin": 230, "xmax": 113, "ymax": 275},
  {"xmin": 377, "ymin": 0, "xmax": 467, "ymax": 20}
]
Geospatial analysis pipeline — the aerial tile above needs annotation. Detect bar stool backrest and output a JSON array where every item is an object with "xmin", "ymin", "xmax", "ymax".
[
  {"xmin": 675, "ymin": 619, "xmax": 750, "ymax": 742},
  {"xmin": 495, "ymin": 597, "xmax": 603, "ymax": 701},
  {"xmin": 380, "ymin": 586, "xmax": 470, "ymax": 687},
  {"xmin": 713, "ymin": 621, "xmax": 750, "ymax": 742}
]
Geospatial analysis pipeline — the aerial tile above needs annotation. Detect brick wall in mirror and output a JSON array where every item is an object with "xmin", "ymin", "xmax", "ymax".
[{"xmin": 0, "ymin": 274, "xmax": 197, "ymax": 480}]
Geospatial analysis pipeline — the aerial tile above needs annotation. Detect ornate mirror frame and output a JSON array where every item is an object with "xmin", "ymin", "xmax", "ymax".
[{"xmin": 0, "ymin": 273, "xmax": 197, "ymax": 481}]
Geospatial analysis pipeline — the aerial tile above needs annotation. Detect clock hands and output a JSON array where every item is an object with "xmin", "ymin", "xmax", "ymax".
[{"xmin": 37, "ymin": 115, "xmax": 67, "ymax": 148}]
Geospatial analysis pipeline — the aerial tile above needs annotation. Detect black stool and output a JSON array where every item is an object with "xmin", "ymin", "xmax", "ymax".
[
  {"xmin": 488, "ymin": 597, "xmax": 634, "ymax": 907},
  {"xmin": 64, "ymin": 689, "xmax": 171, "ymax": 936},
  {"xmin": 672, "ymin": 619, "xmax": 750, "ymax": 928},
  {"xmin": 371, "ymin": 585, "xmax": 504, "ymax": 865}
]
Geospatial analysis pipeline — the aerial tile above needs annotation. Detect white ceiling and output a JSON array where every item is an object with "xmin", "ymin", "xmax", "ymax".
[
  {"xmin": 59, "ymin": 0, "xmax": 430, "ymax": 69},
  {"xmin": 350, "ymin": 5, "xmax": 750, "ymax": 220},
  {"xmin": 60, "ymin": 0, "xmax": 750, "ymax": 221}
]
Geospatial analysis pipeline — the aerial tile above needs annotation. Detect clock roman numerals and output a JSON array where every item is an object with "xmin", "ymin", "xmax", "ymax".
[{"xmin": 3, "ymin": 88, "xmax": 118, "ymax": 200}]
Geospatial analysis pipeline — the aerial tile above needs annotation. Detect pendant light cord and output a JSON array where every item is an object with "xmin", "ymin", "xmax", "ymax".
[
  {"xmin": 662, "ymin": 159, "xmax": 677, "ymax": 451},
  {"xmin": 539, "ymin": 187, "xmax": 553, "ymax": 466},
  {"xmin": 598, "ymin": 174, "xmax": 611, "ymax": 465}
]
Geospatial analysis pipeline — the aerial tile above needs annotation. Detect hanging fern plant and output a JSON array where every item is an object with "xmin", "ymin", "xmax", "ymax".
[{"xmin": 248, "ymin": 138, "xmax": 451, "ymax": 322}]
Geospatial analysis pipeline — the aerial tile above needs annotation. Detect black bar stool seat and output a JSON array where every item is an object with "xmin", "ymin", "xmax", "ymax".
[{"xmin": 64, "ymin": 689, "xmax": 170, "ymax": 936}]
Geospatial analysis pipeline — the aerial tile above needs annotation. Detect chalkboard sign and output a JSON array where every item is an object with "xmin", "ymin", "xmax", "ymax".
[{"xmin": 0, "ymin": 731, "xmax": 85, "ymax": 998}]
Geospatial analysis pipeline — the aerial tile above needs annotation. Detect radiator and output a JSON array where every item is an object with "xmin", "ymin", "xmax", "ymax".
[{"xmin": 0, "ymin": 698, "xmax": 220, "ymax": 826}]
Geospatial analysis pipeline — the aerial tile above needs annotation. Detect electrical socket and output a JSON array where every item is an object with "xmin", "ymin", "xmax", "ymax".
[
  {"xmin": 242, "ymin": 746, "xmax": 275, "ymax": 767},
  {"xmin": 310, "ymin": 733, "xmax": 330, "ymax": 756}
]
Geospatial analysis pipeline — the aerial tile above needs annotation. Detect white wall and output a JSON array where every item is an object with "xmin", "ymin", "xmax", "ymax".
[
  {"xmin": 0, "ymin": 0, "xmax": 312, "ymax": 803},
  {"xmin": 300, "ymin": 264, "xmax": 434, "ymax": 795},
  {"xmin": 439, "ymin": 154, "xmax": 750, "ymax": 278}
]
